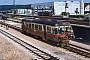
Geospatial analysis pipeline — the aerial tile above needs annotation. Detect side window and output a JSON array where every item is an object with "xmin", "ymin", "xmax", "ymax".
[
  {"xmin": 52, "ymin": 28, "xmax": 55, "ymax": 34},
  {"xmin": 22, "ymin": 21, "xmax": 24, "ymax": 25},
  {"xmin": 47, "ymin": 26, "xmax": 51, "ymax": 33},
  {"xmin": 35, "ymin": 24, "xmax": 38, "ymax": 30},
  {"xmin": 39, "ymin": 25, "xmax": 42, "ymax": 31},
  {"xmin": 26, "ymin": 22, "xmax": 28, "ymax": 27},
  {"xmin": 32, "ymin": 24, "xmax": 34, "ymax": 29},
  {"xmin": 29, "ymin": 23, "xmax": 31, "ymax": 28},
  {"xmin": 24, "ymin": 22, "xmax": 26, "ymax": 26}
]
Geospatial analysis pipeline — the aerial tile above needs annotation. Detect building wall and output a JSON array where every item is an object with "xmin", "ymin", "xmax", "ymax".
[
  {"xmin": 54, "ymin": 2, "xmax": 65, "ymax": 15},
  {"xmin": 54, "ymin": 1, "xmax": 84, "ymax": 15},
  {"xmin": 31, "ymin": 2, "xmax": 54, "ymax": 15},
  {"xmin": 31, "ymin": 2, "xmax": 54, "ymax": 9}
]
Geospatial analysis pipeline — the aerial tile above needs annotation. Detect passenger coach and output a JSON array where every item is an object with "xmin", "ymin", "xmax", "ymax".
[{"xmin": 22, "ymin": 18, "xmax": 71, "ymax": 47}]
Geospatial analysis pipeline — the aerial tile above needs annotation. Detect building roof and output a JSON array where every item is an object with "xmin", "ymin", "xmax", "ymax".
[{"xmin": 84, "ymin": 3, "xmax": 90, "ymax": 8}]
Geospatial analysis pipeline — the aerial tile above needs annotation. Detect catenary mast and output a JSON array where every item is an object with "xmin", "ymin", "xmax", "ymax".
[{"xmin": 80, "ymin": 0, "xmax": 84, "ymax": 15}]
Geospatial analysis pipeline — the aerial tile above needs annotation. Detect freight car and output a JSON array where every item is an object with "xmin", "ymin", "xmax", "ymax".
[
  {"xmin": 71, "ymin": 24, "xmax": 90, "ymax": 42},
  {"xmin": 22, "ymin": 18, "xmax": 71, "ymax": 47}
]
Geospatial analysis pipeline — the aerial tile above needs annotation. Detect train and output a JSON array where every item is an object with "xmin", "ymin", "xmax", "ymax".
[
  {"xmin": 38, "ymin": 11, "xmax": 52, "ymax": 16},
  {"xmin": 0, "ymin": 14, "xmax": 8, "ymax": 20},
  {"xmin": 71, "ymin": 24, "xmax": 90, "ymax": 42},
  {"xmin": 22, "ymin": 18, "xmax": 71, "ymax": 47}
]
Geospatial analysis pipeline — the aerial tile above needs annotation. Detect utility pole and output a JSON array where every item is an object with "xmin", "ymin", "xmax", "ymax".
[
  {"xmin": 89, "ymin": 3, "xmax": 90, "ymax": 26},
  {"xmin": 80, "ymin": 0, "xmax": 84, "ymax": 18},
  {"xmin": 13, "ymin": 0, "xmax": 16, "ymax": 14},
  {"xmin": 80, "ymin": 0, "xmax": 81, "ymax": 15},
  {"xmin": 13, "ymin": 0, "xmax": 15, "ymax": 6}
]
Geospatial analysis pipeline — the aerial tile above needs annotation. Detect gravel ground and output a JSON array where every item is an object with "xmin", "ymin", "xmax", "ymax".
[
  {"xmin": 0, "ymin": 33, "xmax": 33, "ymax": 60},
  {"xmin": 0, "ymin": 24, "xmax": 89, "ymax": 60}
]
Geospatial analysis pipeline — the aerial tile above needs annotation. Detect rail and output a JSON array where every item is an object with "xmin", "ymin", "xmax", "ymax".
[{"xmin": 0, "ymin": 29, "xmax": 59, "ymax": 60}]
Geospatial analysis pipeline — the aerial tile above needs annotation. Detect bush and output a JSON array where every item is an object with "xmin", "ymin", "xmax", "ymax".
[
  {"xmin": 61, "ymin": 12, "xmax": 70, "ymax": 16},
  {"xmin": 69, "ymin": 15, "xmax": 85, "ymax": 18}
]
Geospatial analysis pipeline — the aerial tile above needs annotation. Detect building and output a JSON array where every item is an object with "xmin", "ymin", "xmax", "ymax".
[
  {"xmin": 84, "ymin": 3, "xmax": 90, "ymax": 14},
  {"xmin": 0, "ymin": 0, "xmax": 85, "ymax": 15},
  {"xmin": 17, "ymin": 9, "xmax": 32, "ymax": 15},
  {"xmin": 0, "ymin": 5, "xmax": 31, "ymax": 14},
  {"xmin": 0, "ymin": 5, "xmax": 31, "ymax": 11},
  {"xmin": 31, "ymin": 1, "xmax": 84, "ymax": 16}
]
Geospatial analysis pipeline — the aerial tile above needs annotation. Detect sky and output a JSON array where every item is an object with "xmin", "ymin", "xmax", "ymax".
[{"xmin": 0, "ymin": 0, "xmax": 90, "ymax": 5}]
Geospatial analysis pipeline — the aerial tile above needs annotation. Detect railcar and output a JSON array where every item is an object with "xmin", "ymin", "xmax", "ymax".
[
  {"xmin": 22, "ymin": 18, "xmax": 71, "ymax": 47},
  {"xmin": 0, "ymin": 12, "xmax": 8, "ymax": 20},
  {"xmin": 2, "ymin": 14, "xmax": 8, "ymax": 20}
]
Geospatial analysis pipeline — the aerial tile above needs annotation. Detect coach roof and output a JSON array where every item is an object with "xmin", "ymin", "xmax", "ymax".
[{"xmin": 23, "ymin": 18, "xmax": 70, "ymax": 26}]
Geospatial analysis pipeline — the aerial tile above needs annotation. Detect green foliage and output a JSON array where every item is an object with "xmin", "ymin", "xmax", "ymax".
[
  {"xmin": 10, "ymin": 15, "xmax": 15, "ymax": 18},
  {"xmin": 69, "ymin": 15, "xmax": 87, "ymax": 18},
  {"xmin": 84, "ymin": 14, "xmax": 90, "ymax": 19},
  {"xmin": 61, "ymin": 12, "xmax": 70, "ymax": 16}
]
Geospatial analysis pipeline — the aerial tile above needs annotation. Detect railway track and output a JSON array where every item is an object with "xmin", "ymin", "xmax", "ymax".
[
  {"xmin": 64, "ymin": 44, "xmax": 90, "ymax": 58},
  {"xmin": 0, "ymin": 21, "xmax": 90, "ymax": 58},
  {"xmin": 0, "ymin": 21, "xmax": 22, "ymax": 31},
  {"xmin": 7, "ymin": 19, "xmax": 21, "ymax": 23},
  {"xmin": 0, "ymin": 29, "xmax": 59, "ymax": 60}
]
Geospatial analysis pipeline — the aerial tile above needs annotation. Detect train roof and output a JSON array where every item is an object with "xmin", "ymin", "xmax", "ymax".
[
  {"xmin": 71, "ymin": 24, "xmax": 90, "ymax": 28},
  {"xmin": 22, "ymin": 18, "xmax": 70, "ymax": 26}
]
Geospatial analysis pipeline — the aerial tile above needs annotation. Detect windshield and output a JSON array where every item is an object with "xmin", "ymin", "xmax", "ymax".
[{"xmin": 54, "ymin": 27, "xmax": 70, "ymax": 34}]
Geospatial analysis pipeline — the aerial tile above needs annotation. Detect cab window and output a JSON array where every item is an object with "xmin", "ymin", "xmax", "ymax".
[{"xmin": 54, "ymin": 28, "xmax": 58, "ymax": 34}]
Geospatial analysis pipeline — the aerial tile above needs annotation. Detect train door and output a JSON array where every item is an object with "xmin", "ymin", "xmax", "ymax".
[{"xmin": 43, "ymin": 25, "xmax": 46, "ymax": 40}]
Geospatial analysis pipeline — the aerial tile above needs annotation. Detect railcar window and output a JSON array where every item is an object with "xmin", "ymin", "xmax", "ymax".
[
  {"xmin": 58, "ymin": 28, "xmax": 64, "ymax": 34},
  {"xmin": 24, "ymin": 22, "xmax": 26, "ymax": 26},
  {"xmin": 54, "ymin": 28, "xmax": 58, "ymax": 34},
  {"xmin": 47, "ymin": 27, "xmax": 51, "ymax": 33},
  {"xmin": 52, "ymin": 28, "xmax": 55, "ymax": 34},
  {"xmin": 29, "ymin": 23, "xmax": 31, "ymax": 28},
  {"xmin": 22, "ymin": 21, "xmax": 24, "ymax": 25},
  {"xmin": 65, "ymin": 26, "xmax": 71, "ymax": 32},
  {"xmin": 39, "ymin": 25, "xmax": 42, "ymax": 31},
  {"xmin": 35, "ymin": 24, "xmax": 38, "ymax": 30},
  {"xmin": 32, "ymin": 24, "xmax": 34, "ymax": 29},
  {"xmin": 26, "ymin": 23, "xmax": 28, "ymax": 27}
]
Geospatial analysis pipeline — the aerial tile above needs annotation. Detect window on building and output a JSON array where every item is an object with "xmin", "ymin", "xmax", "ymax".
[
  {"xmin": 75, "ymin": 8, "xmax": 79, "ymax": 14},
  {"xmin": 65, "ymin": 3, "xmax": 68, "ymax": 8}
]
